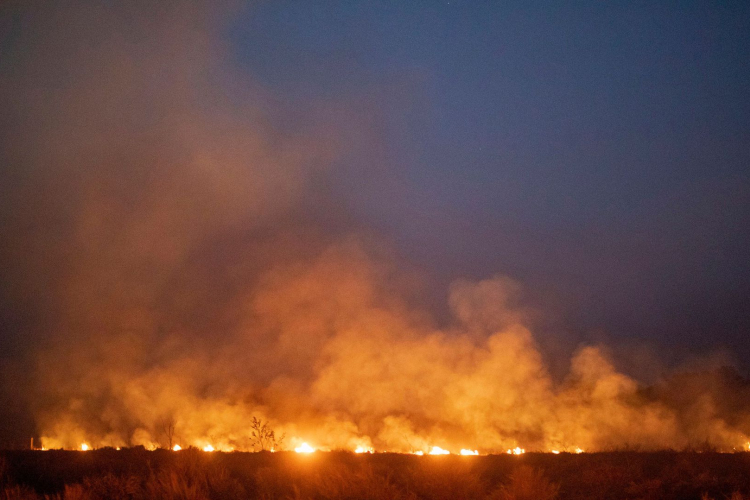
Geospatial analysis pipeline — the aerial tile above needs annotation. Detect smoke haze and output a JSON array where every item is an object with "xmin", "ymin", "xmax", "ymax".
[{"xmin": 1, "ymin": 2, "xmax": 749, "ymax": 452}]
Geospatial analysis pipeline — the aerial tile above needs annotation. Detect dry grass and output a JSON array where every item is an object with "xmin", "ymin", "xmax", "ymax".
[
  {"xmin": 487, "ymin": 466, "xmax": 558, "ymax": 500},
  {"xmin": 2, "ymin": 450, "xmax": 750, "ymax": 499}
]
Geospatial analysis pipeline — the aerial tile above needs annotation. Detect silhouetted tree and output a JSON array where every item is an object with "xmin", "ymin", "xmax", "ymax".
[
  {"xmin": 250, "ymin": 417, "xmax": 285, "ymax": 451},
  {"xmin": 158, "ymin": 417, "xmax": 176, "ymax": 450}
]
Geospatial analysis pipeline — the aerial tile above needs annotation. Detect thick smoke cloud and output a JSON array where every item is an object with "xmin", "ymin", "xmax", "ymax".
[
  {"xmin": 1, "ymin": 3, "xmax": 749, "ymax": 452},
  {"xmin": 0, "ymin": 1, "xmax": 336, "ymax": 444}
]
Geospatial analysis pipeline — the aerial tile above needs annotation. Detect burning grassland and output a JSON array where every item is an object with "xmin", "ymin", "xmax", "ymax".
[
  {"xmin": 2, "ymin": 2, "xmax": 750, "ymax": 460},
  {"xmin": 26, "ymin": 248, "xmax": 750, "ymax": 454},
  {"xmin": 31, "ymin": 259, "xmax": 750, "ymax": 454}
]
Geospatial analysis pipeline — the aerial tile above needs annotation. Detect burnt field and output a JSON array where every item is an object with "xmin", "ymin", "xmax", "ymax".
[{"xmin": 2, "ymin": 449, "xmax": 750, "ymax": 499}]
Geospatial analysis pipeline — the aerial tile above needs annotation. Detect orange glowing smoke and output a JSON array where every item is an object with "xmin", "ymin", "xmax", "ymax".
[{"xmin": 31, "ymin": 262, "xmax": 750, "ymax": 455}]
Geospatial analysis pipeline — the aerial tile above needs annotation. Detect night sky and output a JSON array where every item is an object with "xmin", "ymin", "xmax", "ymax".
[
  {"xmin": 1, "ymin": 1, "xmax": 749, "ymax": 444},
  {"xmin": 231, "ymin": 2, "xmax": 750, "ymax": 360}
]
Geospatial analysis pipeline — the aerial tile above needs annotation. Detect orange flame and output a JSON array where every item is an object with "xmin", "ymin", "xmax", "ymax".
[{"xmin": 294, "ymin": 442, "xmax": 315, "ymax": 453}]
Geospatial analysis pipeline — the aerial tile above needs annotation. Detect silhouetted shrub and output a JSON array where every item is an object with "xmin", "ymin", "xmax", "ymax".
[
  {"xmin": 487, "ymin": 465, "xmax": 558, "ymax": 500},
  {"xmin": 4, "ymin": 450, "xmax": 750, "ymax": 499}
]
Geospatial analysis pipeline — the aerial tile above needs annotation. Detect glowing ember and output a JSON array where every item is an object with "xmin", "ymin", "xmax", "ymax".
[
  {"xmin": 354, "ymin": 446, "xmax": 374, "ymax": 453},
  {"xmin": 412, "ymin": 450, "xmax": 424, "ymax": 455},
  {"xmin": 575, "ymin": 447, "xmax": 584, "ymax": 454},
  {"xmin": 460, "ymin": 449, "xmax": 479, "ymax": 455},
  {"xmin": 551, "ymin": 450, "xmax": 560, "ymax": 454},
  {"xmin": 172, "ymin": 444, "xmax": 182, "ymax": 451},
  {"xmin": 506, "ymin": 447, "xmax": 525, "ymax": 455},
  {"xmin": 80, "ymin": 443, "xmax": 89, "ymax": 451},
  {"xmin": 203, "ymin": 444, "xmax": 215, "ymax": 452},
  {"xmin": 294, "ymin": 442, "xmax": 315, "ymax": 453}
]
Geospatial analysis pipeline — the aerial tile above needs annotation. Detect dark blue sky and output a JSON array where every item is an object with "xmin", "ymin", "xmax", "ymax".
[{"xmin": 226, "ymin": 1, "xmax": 750, "ymax": 362}]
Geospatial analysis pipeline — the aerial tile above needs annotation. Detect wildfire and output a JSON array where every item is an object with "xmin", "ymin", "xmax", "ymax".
[
  {"xmin": 549, "ymin": 447, "xmax": 583, "ymax": 454},
  {"xmin": 294, "ymin": 442, "xmax": 315, "ymax": 453},
  {"xmin": 46, "ymin": 435, "xmax": 588, "ymax": 455}
]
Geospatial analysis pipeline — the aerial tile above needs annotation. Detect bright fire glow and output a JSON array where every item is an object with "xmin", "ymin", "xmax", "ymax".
[
  {"xmin": 460, "ymin": 449, "xmax": 479, "ymax": 455},
  {"xmin": 429, "ymin": 446, "xmax": 450, "ymax": 455},
  {"xmin": 80, "ymin": 443, "xmax": 89, "ymax": 451},
  {"xmin": 507, "ymin": 447, "xmax": 525, "ymax": 455},
  {"xmin": 551, "ymin": 450, "xmax": 560, "ymax": 454},
  {"xmin": 203, "ymin": 444, "xmax": 214, "ymax": 452},
  {"xmin": 172, "ymin": 444, "xmax": 182, "ymax": 451},
  {"xmin": 354, "ymin": 446, "xmax": 373, "ymax": 453},
  {"xmin": 294, "ymin": 442, "xmax": 315, "ymax": 453},
  {"xmin": 412, "ymin": 450, "xmax": 424, "ymax": 455},
  {"xmin": 575, "ymin": 447, "xmax": 584, "ymax": 454}
]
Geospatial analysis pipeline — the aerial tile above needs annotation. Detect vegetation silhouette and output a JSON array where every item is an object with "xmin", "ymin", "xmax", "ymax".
[{"xmin": 3, "ymin": 450, "xmax": 750, "ymax": 499}]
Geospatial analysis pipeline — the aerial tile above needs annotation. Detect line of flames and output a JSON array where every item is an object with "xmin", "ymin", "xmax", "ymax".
[
  {"xmin": 42, "ymin": 441, "xmax": 750, "ymax": 454},
  {"xmin": 60, "ymin": 442, "xmax": 587, "ymax": 455}
]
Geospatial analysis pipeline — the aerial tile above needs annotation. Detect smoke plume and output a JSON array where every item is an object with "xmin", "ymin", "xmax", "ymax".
[{"xmin": 1, "ymin": 2, "xmax": 748, "ymax": 453}]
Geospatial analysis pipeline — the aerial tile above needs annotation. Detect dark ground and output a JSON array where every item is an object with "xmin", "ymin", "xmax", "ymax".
[{"xmin": 2, "ymin": 448, "xmax": 750, "ymax": 499}]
